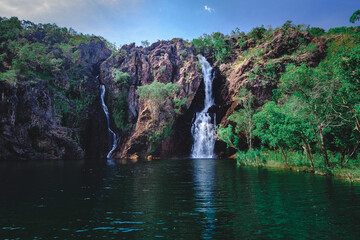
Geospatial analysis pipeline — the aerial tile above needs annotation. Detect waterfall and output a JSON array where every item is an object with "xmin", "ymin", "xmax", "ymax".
[
  {"xmin": 191, "ymin": 56, "xmax": 216, "ymax": 158},
  {"xmin": 100, "ymin": 85, "xmax": 117, "ymax": 158}
]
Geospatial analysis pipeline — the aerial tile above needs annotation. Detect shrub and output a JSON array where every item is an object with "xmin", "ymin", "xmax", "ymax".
[
  {"xmin": 114, "ymin": 70, "xmax": 130, "ymax": 88},
  {"xmin": 308, "ymin": 27, "xmax": 325, "ymax": 37},
  {"xmin": 112, "ymin": 93, "xmax": 129, "ymax": 131},
  {"xmin": 0, "ymin": 70, "xmax": 17, "ymax": 85},
  {"xmin": 174, "ymin": 97, "xmax": 187, "ymax": 113},
  {"xmin": 192, "ymin": 32, "xmax": 231, "ymax": 63},
  {"xmin": 305, "ymin": 42, "xmax": 318, "ymax": 53},
  {"xmin": 248, "ymin": 25, "xmax": 266, "ymax": 42},
  {"xmin": 327, "ymin": 26, "xmax": 348, "ymax": 35},
  {"xmin": 137, "ymin": 81, "xmax": 180, "ymax": 103}
]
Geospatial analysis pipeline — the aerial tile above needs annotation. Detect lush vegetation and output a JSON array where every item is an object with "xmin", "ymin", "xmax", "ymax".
[
  {"xmin": 192, "ymin": 32, "xmax": 232, "ymax": 63},
  {"xmin": 112, "ymin": 71, "xmax": 131, "ymax": 132},
  {"xmin": 0, "ymin": 17, "xmax": 111, "ymax": 84},
  {"xmin": 0, "ymin": 16, "xmax": 117, "ymax": 148},
  {"xmin": 216, "ymin": 20, "xmax": 360, "ymax": 180},
  {"xmin": 137, "ymin": 80, "xmax": 180, "ymax": 104},
  {"xmin": 137, "ymin": 80, "xmax": 180, "ymax": 153}
]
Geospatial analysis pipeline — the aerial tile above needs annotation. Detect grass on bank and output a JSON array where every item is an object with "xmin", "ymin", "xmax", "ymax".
[{"xmin": 236, "ymin": 149, "xmax": 360, "ymax": 182}]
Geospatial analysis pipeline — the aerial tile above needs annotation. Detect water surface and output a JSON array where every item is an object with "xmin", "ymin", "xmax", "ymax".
[{"xmin": 0, "ymin": 158, "xmax": 360, "ymax": 239}]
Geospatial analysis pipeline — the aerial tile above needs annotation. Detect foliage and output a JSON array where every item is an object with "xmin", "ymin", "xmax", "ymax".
[
  {"xmin": 308, "ymin": 27, "xmax": 326, "ymax": 37},
  {"xmin": 238, "ymin": 37, "xmax": 246, "ymax": 48},
  {"xmin": 114, "ymin": 70, "xmax": 131, "ymax": 88},
  {"xmin": 0, "ymin": 70, "xmax": 18, "ymax": 85},
  {"xmin": 147, "ymin": 121, "xmax": 173, "ymax": 154},
  {"xmin": 112, "ymin": 93, "xmax": 129, "ymax": 132},
  {"xmin": 217, "ymin": 88, "xmax": 257, "ymax": 151},
  {"xmin": 12, "ymin": 43, "xmax": 51, "ymax": 76},
  {"xmin": 192, "ymin": 32, "xmax": 231, "ymax": 63},
  {"xmin": 174, "ymin": 97, "xmax": 187, "ymax": 113},
  {"xmin": 247, "ymin": 25, "xmax": 266, "ymax": 42},
  {"xmin": 0, "ymin": 16, "xmax": 110, "ymax": 83},
  {"xmin": 225, "ymin": 26, "xmax": 360, "ymax": 170},
  {"xmin": 230, "ymin": 27, "xmax": 245, "ymax": 38},
  {"xmin": 137, "ymin": 81, "xmax": 180, "ymax": 103},
  {"xmin": 55, "ymin": 96, "xmax": 70, "ymax": 126},
  {"xmin": 350, "ymin": 9, "xmax": 360, "ymax": 23},
  {"xmin": 327, "ymin": 27, "xmax": 348, "ymax": 35},
  {"xmin": 217, "ymin": 124, "xmax": 239, "ymax": 151},
  {"xmin": 282, "ymin": 20, "xmax": 295, "ymax": 29},
  {"xmin": 229, "ymin": 88, "xmax": 257, "ymax": 150}
]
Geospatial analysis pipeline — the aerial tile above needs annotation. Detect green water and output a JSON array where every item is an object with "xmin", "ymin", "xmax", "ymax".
[{"xmin": 0, "ymin": 158, "xmax": 359, "ymax": 239}]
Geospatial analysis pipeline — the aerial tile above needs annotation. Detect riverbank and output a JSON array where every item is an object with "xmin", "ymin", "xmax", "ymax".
[{"xmin": 235, "ymin": 150, "xmax": 360, "ymax": 183}]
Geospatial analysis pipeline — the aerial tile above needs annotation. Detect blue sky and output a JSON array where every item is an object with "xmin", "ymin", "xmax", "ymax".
[{"xmin": 0, "ymin": 0, "xmax": 358, "ymax": 46}]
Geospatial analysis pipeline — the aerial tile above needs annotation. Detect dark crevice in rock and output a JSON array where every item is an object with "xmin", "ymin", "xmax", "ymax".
[{"xmin": 169, "ymin": 80, "xmax": 206, "ymax": 157}]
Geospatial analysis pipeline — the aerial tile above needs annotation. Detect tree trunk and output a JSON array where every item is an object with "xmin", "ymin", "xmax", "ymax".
[
  {"xmin": 319, "ymin": 125, "xmax": 330, "ymax": 167},
  {"xmin": 280, "ymin": 147, "xmax": 287, "ymax": 163},
  {"xmin": 302, "ymin": 138, "xmax": 314, "ymax": 168},
  {"xmin": 340, "ymin": 150, "xmax": 346, "ymax": 167}
]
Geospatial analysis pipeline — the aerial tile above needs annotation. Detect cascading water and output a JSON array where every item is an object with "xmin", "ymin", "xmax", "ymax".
[
  {"xmin": 100, "ymin": 84, "xmax": 117, "ymax": 158},
  {"xmin": 191, "ymin": 56, "xmax": 216, "ymax": 158}
]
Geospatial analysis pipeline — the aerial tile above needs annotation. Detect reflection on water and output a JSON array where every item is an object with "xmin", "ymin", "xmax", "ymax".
[
  {"xmin": 0, "ymin": 159, "xmax": 360, "ymax": 239},
  {"xmin": 193, "ymin": 159, "xmax": 216, "ymax": 239}
]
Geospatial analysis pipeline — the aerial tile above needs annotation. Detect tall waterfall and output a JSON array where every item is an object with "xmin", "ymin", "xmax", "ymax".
[
  {"xmin": 191, "ymin": 56, "xmax": 216, "ymax": 158},
  {"xmin": 100, "ymin": 85, "xmax": 117, "ymax": 158}
]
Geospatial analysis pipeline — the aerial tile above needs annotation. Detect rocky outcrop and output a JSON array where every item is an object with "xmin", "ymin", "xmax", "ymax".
[
  {"xmin": 212, "ymin": 28, "xmax": 327, "ymax": 152},
  {"xmin": 100, "ymin": 39, "xmax": 203, "ymax": 158},
  {"xmin": 0, "ymin": 39, "xmax": 111, "ymax": 160},
  {"xmin": 0, "ymin": 80, "xmax": 84, "ymax": 160},
  {"xmin": 0, "ymin": 27, "xmax": 329, "ymax": 160}
]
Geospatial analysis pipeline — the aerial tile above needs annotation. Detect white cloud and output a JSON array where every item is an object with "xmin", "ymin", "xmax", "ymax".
[
  {"xmin": 0, "ymin": 0, "xmax": 144, "ymax": 27},
  {"xmin": 0, "ymin": 0, "xmax": 146, "ymax": 40},
  {"xmin": 204, "ymin": 5, "xmax": 214, "ymax": 13}
]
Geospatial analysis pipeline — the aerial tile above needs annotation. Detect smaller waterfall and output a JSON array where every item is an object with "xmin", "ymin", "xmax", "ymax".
[
  {"xmin": 191, "ymin": 56, "xmax": 216, "ymax": 158},
  {"xmin": 100, "ymin": 85, "xmax": 117, "ymax": 158}
]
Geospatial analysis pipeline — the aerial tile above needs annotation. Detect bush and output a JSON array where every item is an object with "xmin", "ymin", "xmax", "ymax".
[
  {"xmin": 192, "ymin": 32, "xmax": 231, "ymax": 63},
  {"xmin": 114, "ymin": 70, "xmax": 130, "ymax": 88},
  {"xmin": 308, "ymin": 27, "xmax": 325, "ymax": 37},
  {"xmin": 248, "ymin": 25, "xmax": 266, "ymax": 42},
  {"xmin": 137, "ymin": 81, "xmax": 180, "ymax": 103},
  {"xmin": 327, "ymin": 26, "xmax": 348, "ymax": 35},
  {"xmin": 174, "ymin": 97, "xmax": 187, "ymax": 113},
  {"xmin": 0, "ymin": 70, "xmax": 17, "ymax": 85},
  {"xmin": 112, "ymin": 93, "xmax": 128, "ymax": 131}
]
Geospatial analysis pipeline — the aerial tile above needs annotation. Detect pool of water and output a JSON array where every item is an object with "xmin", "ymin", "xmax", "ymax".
[{"xmin": 0, "ymin": 158, "xmax": 360, "ymax": 239}]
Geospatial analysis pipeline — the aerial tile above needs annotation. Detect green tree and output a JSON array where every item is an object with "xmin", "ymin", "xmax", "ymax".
[
  {"xmin": 217, "ymin": 124, "xmax": 239, "ymax": 151},
  {"xmin": 228, "ymin": 88, "xmax": 256, "ymax": 150},
  {"xmin": 253, "ymin": 101, "xmax": 316, "ymax": 166},
  {"xmin": 192, "ymin": 32, "xmax": 231, "ymax": 63},
  {"xmin": 279, "ymin": 63, "xmax": 338, "ymax": 167},
  {"xmin": 137, "ymin": 81, "xmax": 180, "ymax": 116},
  {"xmin": 112, "ymin": 94, "xmax": 129, "ymax": 132},
  {"xmin": 350, "ymin": 9, "xmax": 360, "ymax": 23},
  {"xmin": 12, "ymin": 43, "xmax": 51, "ymax": 76},
  {"xmin": 114, "ymin": 70, "xmax": 131, "ymax": 88},
  {"xmin": 248, "ymin": 25, "xmax": 266, "ymax": 42}
]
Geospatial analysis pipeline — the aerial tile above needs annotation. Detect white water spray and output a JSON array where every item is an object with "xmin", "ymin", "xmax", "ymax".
[
  {"xmin": 191, "ymin": 56, "xmax": 216, "ymax": 158},
  {"xmin": 100, "ymin": 85, "xmax": 117, "ymax": 158}
]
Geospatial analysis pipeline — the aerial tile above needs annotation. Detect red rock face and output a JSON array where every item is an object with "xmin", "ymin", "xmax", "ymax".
[
  {"xmin": 213, "ymin": 28, "xmax": 327, "ymax": 153},
  {"xmin": 0, "ymin": 29, "xmax": 329, "ymax": 160},
  {"xmin": 98, "ymin": 28, "xmax": 328, "ymax": 159},
  {"xmin": 100, "ymin": 39, "xmax": 203, "ymax": 158}
]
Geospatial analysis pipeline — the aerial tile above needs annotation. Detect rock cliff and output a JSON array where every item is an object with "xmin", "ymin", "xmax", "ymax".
[
  {"xmin": 0, "ymin": 40, "xmax": 111, "ymax": 160},
  {"xmin": 0, "ymin": 23, "xmax": 328, "ymax": 160}
]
